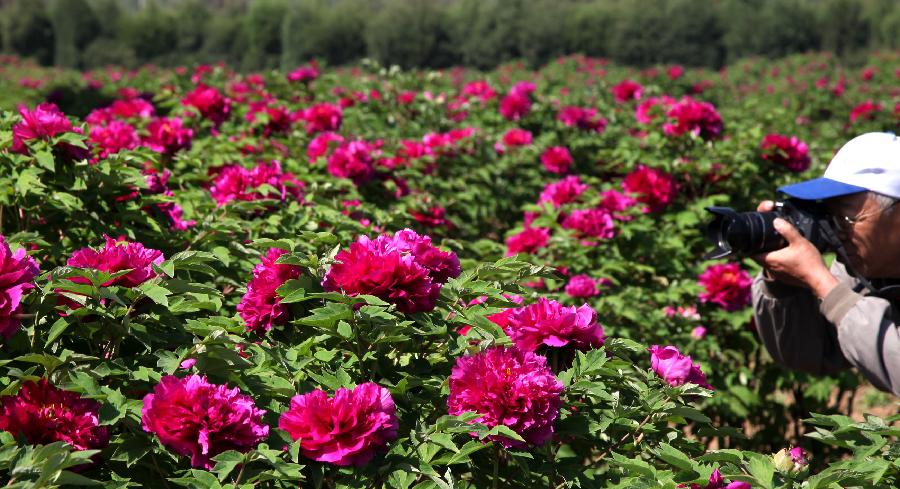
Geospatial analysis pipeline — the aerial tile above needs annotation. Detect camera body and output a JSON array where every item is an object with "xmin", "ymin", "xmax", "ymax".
[{"xmin": 703, "ymin": 199, "xmax": 833, "ymax": 260}]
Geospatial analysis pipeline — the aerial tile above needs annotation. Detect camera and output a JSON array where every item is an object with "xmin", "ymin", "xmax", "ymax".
[{"xmin": 703, "ymin": 199, "xmax": 834, "ymax": 260}]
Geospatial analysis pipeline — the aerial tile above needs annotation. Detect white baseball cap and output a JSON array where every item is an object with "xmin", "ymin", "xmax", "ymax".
[{"xmin": 779, "ymin": 132, "xmax": 900, "ymax": 200}]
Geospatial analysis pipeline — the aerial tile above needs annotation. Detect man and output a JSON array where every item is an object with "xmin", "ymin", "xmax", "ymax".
[{"xmin": 752, "ymin": 132, "xmax": 900, "ymax": 397}]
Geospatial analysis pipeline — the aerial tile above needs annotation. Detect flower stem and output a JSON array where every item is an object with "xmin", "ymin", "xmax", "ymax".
[{"xmin": 492, "ymin": 444, "xmax": 500, "ymax": 489}]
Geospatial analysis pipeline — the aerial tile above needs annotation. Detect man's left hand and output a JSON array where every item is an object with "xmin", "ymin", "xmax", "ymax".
[{"xmin": 753, "ymin": 218, "xmax": 840, "ymax": 299}]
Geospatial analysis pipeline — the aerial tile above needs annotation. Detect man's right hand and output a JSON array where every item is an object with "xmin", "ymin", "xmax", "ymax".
[{"xmin": 750, "ymin": 200, "xmax": 809, "ymax": 288}]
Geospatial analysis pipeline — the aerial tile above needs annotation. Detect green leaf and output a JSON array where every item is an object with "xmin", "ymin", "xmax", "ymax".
[
  {"xmin": 745, "ymin": 453, "xmax": 775, "ymax": 489},
  {"xmin": 35, "ymin": 150, "xmax": 54, "ymax": 171},
  {"xmin": 655, "ymin": 443, "xmax": 695, "ymax": 472},
  {"xmin": 139, "ymin": 283, "xmax": 171, "ymax": 306},
  {"xmin": 299, "ymin": 302, "xmax": 352, "ymax": 328}
]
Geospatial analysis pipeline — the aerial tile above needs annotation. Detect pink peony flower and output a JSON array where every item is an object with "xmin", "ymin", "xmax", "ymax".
[
  {"xmin": 691, "ymin": 326, "xmax": 707, "ymax": 339},
  {"xmin": 611, "ymin": 79, "xmax": 643, "ymax": 103},
  {"xmin": 598, "ymin": 189, "xmax": 639, "ymax": 220},
  {"xmin": 505, "ymin": 227, "xmax": 550, "ymax": 256},
  {"xmin": 760, "ymin": 134, "xmax": 811, "ymax": 173},
  {"xmin": 66, "ymin": 236, "xmax": 164, "ymax": 288},
  {"xmin": 561, "ymin": 208, "xmax": 614, "ymax": 241},
  {"xmin": 539, "ymin": 176, "xmax": 588, "ymax": 207},
  {"xmin": 635, "ymin": 96, "xmax": 676, "ymax": 125},
  {"xmin": 409, "ymin": 206, "xmax": 451, "ymax": 229},
  {"xmin": 89, "ymin": 120, "xmax": 139, "ymax": 158},
  {"xmin": 558, "ymin": 106, "xmax": 607, "ymax": 132},
  {"xmin": 301, "ymin": 103, "xmax": 342, "ymax": 134},
  {"xmin": 849, "ymin": 100, "xmax": 882, "ymax": 123},
  {"xmin": 278, "ymin": 382, "xmax": 398, "ymax": 466},
  {"xmin": 680, "ymin": 468, "xmax": 751, "ymax": 489},
  {"xmin": 504, "ymin": 298, "xmax": 604, "ymax": 352},
  {"xmin": 182, "ymin": 85, "xmax": 231, "ymax": 126},
  {"xmin": 11, "ymin": 103, "xmax": 73, "ymax": 153},
  {"xmin": 142, "ymin": 375, "xmax": 269, "ymax": 469},
  {"xmin": 540, "ymin": 146, "xmax": 573, "ymax": 174},
  {"xmin": 564, "ymin": 275, "xmax": 600, "ymax": 298},
  {"xmin": 287, "ymin": 64, "xmax": 319, "ymax": 83},
  {"xmin": 622, "ymin": 165, "xmax": 677, "ymax": 212},
  {"xmin": 307, "ymin": 132, "xmax": 345, "ymax": 162},
  {"xmin": 663, "ymin": 97, "xmax": 723, "ymax": 140},
  {"xmin": 322, "ymin": 229, "xmax": 460, "ymax": 313},
  {"xmin": 648, "ymin": 345, "xmax": 712, "ymax": 389},
  {"xmin": 327, "ymin": 140, "xmax": 377, "ymax": 185},
  {"xmin": 238, "ymin": 248, "xmax": 303, "ymax": 334},
  {"xmin": 143, "ymin": 117, "xmax": 193, "ymax": 155},
  {"xmin": 447, "ymin": 346, "xmax": 563, "ymax": 447},
  {"xmin": 0, "ymin": 236, "xmax": 40, "ymax": 339},
  {"xmin": 209, "ymin": 161, "xmax": 304, "ymax": 206},
  {"xmin": 462, "ymin": 80, "xmax": 497, "ymax": 101},
  {"xmin": 0, "ymin": 379, "xmax": 109, "ymax": 452},
  {"xmin": 499, "ymin": 81, "xmax": 535, "ymax": 120},
  {"xmin": 698, "ymin": 263, "xmax": 752, "ymax": 311},
  {"xmin": 667, "ymin": 65, "xmax": 684, "ymax": 80},
  {"xmin": 789, "ymin": 446, "xmax": 809, "ymax": 465}
]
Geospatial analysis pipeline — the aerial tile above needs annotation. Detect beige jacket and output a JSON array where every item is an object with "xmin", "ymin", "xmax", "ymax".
[{"xmin": 752, "ymin": 260, "xmax": 900, "ymax": 396}]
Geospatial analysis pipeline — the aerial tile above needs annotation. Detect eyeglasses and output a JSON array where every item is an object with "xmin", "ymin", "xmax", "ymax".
[{"xmin": 829, "ymin": 200, "xmax": 899, "ymax": 232}]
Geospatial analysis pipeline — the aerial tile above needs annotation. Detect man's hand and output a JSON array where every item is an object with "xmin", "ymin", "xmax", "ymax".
[{"xmin": 751, "ymin": 201, "xmax": 840, "ymax": 299}]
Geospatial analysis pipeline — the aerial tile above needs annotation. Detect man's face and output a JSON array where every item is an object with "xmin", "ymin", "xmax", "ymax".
[{"xmin": 825, "ymin": 193, "xmax": 900, "ymax": 278}]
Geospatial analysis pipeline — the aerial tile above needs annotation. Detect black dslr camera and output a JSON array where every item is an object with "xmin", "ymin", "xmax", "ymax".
[{"xmin": 703, "ymin": 199, "xmax": 835, "ymax": 260}]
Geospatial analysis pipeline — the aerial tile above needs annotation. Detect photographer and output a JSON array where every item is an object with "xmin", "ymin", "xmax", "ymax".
[{"xmin": 751, "ymin": 132, "xmax": 900, "ymax": 396}]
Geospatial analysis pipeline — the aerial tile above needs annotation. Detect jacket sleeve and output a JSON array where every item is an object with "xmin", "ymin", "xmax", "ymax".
[
  {"xmin": 751, "ymin": 266, "xmax": 850, "ymax": 377},
  {"xmin": 819, "ymin": 272, "xmax": 900, "ymax": 396}
]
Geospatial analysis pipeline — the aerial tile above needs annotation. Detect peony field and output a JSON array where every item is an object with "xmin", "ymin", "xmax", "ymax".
[{"xmin": 0, "ymin": 52, "xmax": 898, "ymax": 488}]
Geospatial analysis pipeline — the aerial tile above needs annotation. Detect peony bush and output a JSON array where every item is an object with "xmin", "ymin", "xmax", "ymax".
[{"xmin": 0, "ymin": 52, "xmax": 896, "ymax": 488}]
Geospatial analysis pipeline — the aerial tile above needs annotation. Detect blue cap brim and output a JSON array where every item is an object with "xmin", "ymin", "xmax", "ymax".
[{"xmin": 778, "ymin": 177, "xmax": 867, "ymax": 200}]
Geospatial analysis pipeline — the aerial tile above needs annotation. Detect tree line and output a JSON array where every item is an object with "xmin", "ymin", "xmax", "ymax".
[{"xmin": 2, "ymin": 0, "xmax": 899, "ymax": 71}]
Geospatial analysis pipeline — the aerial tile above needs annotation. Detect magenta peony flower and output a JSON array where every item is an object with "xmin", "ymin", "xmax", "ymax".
[
  {"xmin": 327, "ymin": 140, "xmax": 377, "ymax": 185},
  {"xmin": 143, "ymin": 117, "xmax": 193, "ymax": 155},
  {"xmin": 635, "ymin": 96, "xmax": 676, "ymax": 125},
  {"xmin": 648, "ymin": 345, "xmax": 712, "ymax": 389},
  {"xmin": 11, "ymin": 103, "xmax": 74, "ymax": 153},
  {"xmin": 462, "ymin": 80, "xmax": 497, "ymax": 101},
  {"xmin": 0, "ymin": 236, "xmax": 40, "ymax": 339},
  {"xmin": 278, "ymin": 382, "xmax": 398, "ymax": 466},
  {"xmin": 448, "ymin": 346, "xmax": 563, "ymax": 447},
  {"xmin": 208, "ymin": 161, "xmax": 304, "ymax": 206},
  {"xmin": 504, "ymin": 298, "xmax": 604, "ymax": 352},
  {"xmin": 558, "ymin": 106, "xmax": 607, "ymax": 132},
  {"xmin": 849, "ymin": 100, "xmax": 882, "ymax": 123},
  {"xmin": 505, "ymin": 227, "xmax": 550, "ymax": 256},
  {"xmin": 495, "ymin": 128, "xmax": 533, "ymax": 154},
  {"xmin": 287, "ymin": 64, "xmax": 319, "ymax": 83},
  {"xmin": 760, "ymin": 134, "xmax": 810, "ymax": 173},
  {"xmin": 0, "ymin": 379, "xmax": 109, "ymax": 451},
  {"xmin": 238, "ymin": 248, "xmax": 303, "ymax": 334},
  {"xmin": 307, "ymin": 132, "xmax": 345, "ymax": 162},
  {"xmin": 698, "ymin": 263, "xmax": 752, "ymax": 311},
  {"xmin": 182, "ymin": 85, "xmax": 231, "ymax": 126},
  {"xmin": 540, "ymin": 146, "xmax": 573, "ymax": 174},
  {"xmin": 539, "ymin": 176, "xmax": 588, "ymax": 207},
  {"xmin": 66, "ymin": 236, "xmax": 164, "ymax": 288},
  {"xmin": 691, "ymin": 326, "xmax": 707, "ymax": 339},
  {"xmin": 322, "ymin": 229, "xmax": 460, "ymax": 313},
  {"xmin": 662, "ymin": 97, "xmax": 723, "ymax": 140},
  {"xmin": 499, "ymin": 81, "xmax": 535, "ymax": 120},
  {"xmin": 89, "ymin": 120, "xmax": 139, "ymax": 158},
  {"xmin": 598, "ymin": 189, "xmax": 639, "ymax": 221},
  {"xmin": 142, "ymin": 375, "xmax": 269, "ymax": 469},
  {"xmin": 301, "ymin": 103, "xmax": 342, "ymax": 134},
  {"xmin": 564, "ymin": 275, "xmax": 600, "ymax": 298},
  {"xmin": 789, "ymin": 446, "xmax": 809, "ymax": 465},
  {"xmin": 611, "ymin": 79, "xmax": 643, "ymax": 103},
  {"xmin": 622, "ymin": 165, "xmax": 677, "ymax": 212},
  {"xmin": 561, "ymin": 208, "xmax": 615, "ymax": 241}
]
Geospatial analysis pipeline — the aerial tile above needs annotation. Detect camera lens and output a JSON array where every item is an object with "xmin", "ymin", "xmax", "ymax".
[{"xmin": 704, "ymin": 207, "xmax": 786, "ymax": 259}]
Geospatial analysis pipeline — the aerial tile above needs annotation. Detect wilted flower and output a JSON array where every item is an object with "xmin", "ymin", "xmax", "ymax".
[
  {"xmin": 505, "ymin": 298, "xmax": 604, "ymax": 353},
  {"xmin": 238, "ymin": 248, "xmax": 303, "ymax": 334},
  {"xmin": 539, "ymin": 176, "xmax": 588, "ymax": 207},
  {"xmin": 66, "ymin": 236, "xmax": 164, "ymax": 288},
  {"xmin": 648, "ymin": 345, "xmax": 712, "ymax": 389},
  {"xmin": 622, "ymin": 165, "xmax": 677, "ymax": 212},
  {"xmin": 142, "ymin": 375, "xmax": 269, "ymax": 469},
  {"xmin": 760, "ymin": 134, "xmax": 811, "ymax": 173},
  {"xmin": 663, "ymin": 97, "xmax": 723, "ymax": 140},
  {"xmin": 208, "ymin": 161, "xmax": 304, "ymax": 206},
  {"xmin": 278, "ymin": 382, "xmax": 398, "ymax": 466},
  {"xmin": 698, "ymin": 263, "xmax": 752, "ymax": 311},
  {"xmin": 540, "ymin": 146, "xmax": 573, "ymax": 173},
  {"xmin": 0, "ymin": 379, "xmax": 109, "ymax": 452},
  {"xmin": 0, "ymin": 235, "xmax": 40, "ymax": 339},
  {"xmin": 505, "ymin": 227, "xmax": 550, "ymax": 256},
  {"xmin": 322, "ymin": 229, "xmax": 460, "ymax": 313},
  {"xmin": 448, "ymin": 346, "xmax": 563, "ymax": 447}
]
